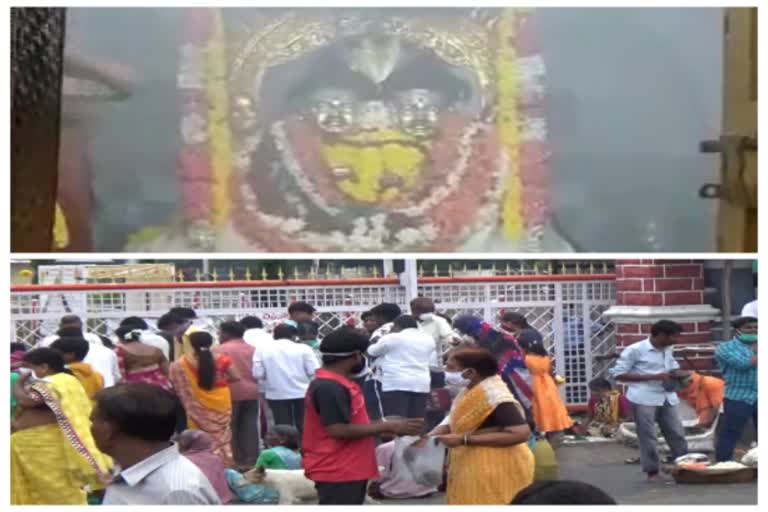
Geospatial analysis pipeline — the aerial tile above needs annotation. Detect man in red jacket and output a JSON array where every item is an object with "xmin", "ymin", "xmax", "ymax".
[{"xmin": 303, "ymin": 326, "xmax": 424, "ymax": 505}]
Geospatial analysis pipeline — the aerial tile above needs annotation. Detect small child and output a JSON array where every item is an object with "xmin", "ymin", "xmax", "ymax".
[
  {"xmin": 518, "ymin": 332, "xmax": 573, "ymax": 441},
  {"xmin": 254, "ymin": 425, "xmax": 302, "ymax": 470},
  {"xmin": 584, "ymin": 377, "xmax": 632, "ymax": 437}
]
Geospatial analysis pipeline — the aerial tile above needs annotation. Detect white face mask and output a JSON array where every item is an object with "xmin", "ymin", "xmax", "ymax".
[
  {"xmin": 445, "ymin": 370, "xmax": 470, "ymax": 388},
  {"xmin": 418, "ymin": 313, "xmax": 434, "ymax": 322}
]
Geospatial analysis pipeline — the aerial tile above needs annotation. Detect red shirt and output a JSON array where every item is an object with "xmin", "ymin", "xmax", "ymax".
[
  {"xmin": 302, "ymin": 369, "xmax": 378, "ymax": 483},
  {"xmin": 213, "ymin": 340, "xmax": 260, "ymax": 401}
]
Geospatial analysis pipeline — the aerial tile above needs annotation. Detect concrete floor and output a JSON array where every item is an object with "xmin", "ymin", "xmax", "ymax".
[{"xmin": 381, "ymin": 443, "xmax": 757, "ymax": 506}]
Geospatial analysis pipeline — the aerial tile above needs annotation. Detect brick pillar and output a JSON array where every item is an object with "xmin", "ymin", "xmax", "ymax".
[{"xmin": 605, "ymin": 260, "xmax": 720, "ymax": 368}]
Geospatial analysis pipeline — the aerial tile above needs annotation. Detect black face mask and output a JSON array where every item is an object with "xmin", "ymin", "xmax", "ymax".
[{"xmin": 350, "ymin": 354, "xmax": 367, "ymax": 376}]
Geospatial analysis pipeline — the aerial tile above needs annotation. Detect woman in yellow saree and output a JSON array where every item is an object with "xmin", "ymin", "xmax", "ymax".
[
  {"xmin": 169, "ymin": 331, "xmax": 238, "ymax": 467},
  {"xmin": 430, "ymin": 348, "xmax": 534, "ymax": 505},
  {"xmin": 11, "ymin": 348, "xmax": 112, "ymax": 505}
]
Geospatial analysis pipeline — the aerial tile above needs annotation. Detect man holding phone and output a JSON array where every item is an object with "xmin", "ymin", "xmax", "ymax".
[{"xmin": 610, "ymin": 320, "xmax": 688, "ymax": 482}]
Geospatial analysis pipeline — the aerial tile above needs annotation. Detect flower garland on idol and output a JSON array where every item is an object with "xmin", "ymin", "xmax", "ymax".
[{"xmin": 169, "ymin": 8, "xmax": 551, "ymax": 252}]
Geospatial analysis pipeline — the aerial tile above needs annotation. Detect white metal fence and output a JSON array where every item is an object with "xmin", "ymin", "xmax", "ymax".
[{"xmin": 10, "ymin": 276, "xmax": 616, "ymax": 406}]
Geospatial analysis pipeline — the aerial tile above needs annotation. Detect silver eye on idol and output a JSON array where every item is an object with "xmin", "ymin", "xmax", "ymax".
[
  {"xmin": 309, "ymin": 88, "xmax": 358, "ymax": 134},
  {"xmin": 395, "ymin": 88, "xmax": 442, "ymax": 138}
]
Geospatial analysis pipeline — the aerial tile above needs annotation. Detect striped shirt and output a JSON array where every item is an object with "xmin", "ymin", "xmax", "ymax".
[
  {"xmin": 103, "ymin": 444, "xmax": 220, "ymax": 505},
  {"xmin": 715, "ymin": 338, "xmax": 758, "ymax": 405}
]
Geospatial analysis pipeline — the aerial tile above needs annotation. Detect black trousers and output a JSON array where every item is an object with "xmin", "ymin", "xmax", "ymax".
[
  {"xmin": 231, "ymin": 399, "xmax": 261, "ymax": 467},
  {"xmin": 315, "ymin": 480, "xmax": 368, "ymax": 505},
  {"xmin": 267, "ymin": 398, "xmax": 305, "ymax": 433},
  {"xmin": 381, "ymin": 390, "xmax": 429, "ymax": 419}
]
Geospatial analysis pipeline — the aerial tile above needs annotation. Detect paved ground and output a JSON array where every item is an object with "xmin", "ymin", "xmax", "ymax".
[{"xmin": 382, "ymin": 443, "xmax": 757, "ymax": 506}]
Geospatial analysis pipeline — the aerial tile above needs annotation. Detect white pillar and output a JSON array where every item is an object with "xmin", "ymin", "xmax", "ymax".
[
  {"xmin": 400, "ymin": 259, "xmax": 419, "ymax": 305},
  {"xmin": 383, "ymin": 259, "xmax": 394, "ymax": 277}
]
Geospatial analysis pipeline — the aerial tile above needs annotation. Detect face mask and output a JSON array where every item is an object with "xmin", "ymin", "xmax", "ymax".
[
  {"xmin": 737, "ymin": 332, "xmax": 758, "ymax": 344},
  {"xmin": 445, "ymin": 371, "xmax": 470, "ymax": 387},
  {"xmin": 418, "ymin": 313, "xmax": 434, "ymax": 322},
  {"xmin": 17, "ymin": 367, "xmax": 40, "ymax": 380},
  {"xmin": 350, "ymin": 356, "xmax": 369, "ymax": 378}
]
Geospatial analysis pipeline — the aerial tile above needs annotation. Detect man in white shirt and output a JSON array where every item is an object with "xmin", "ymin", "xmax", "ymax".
[
  {"xmin": 253, "ymin": 323, "xmax": 319, "ymax": 433},
  {"xmin": 118, "ymin": 317, "xmax": 171, "ymax": 360},
  {"xmin": 40, "ymin": 315, "xmax": 104, "ymax": 348},
  {"xmin": 741, "ymin": 299, "xmax": 758, "ymax": 319},
  {"xmin": 368, "ymin": 315, "xmax": 435, "ymax": 419},
  {"xmin": 91, "ymin": 383, "xmax": 221, "ymax": 504},
  {"xmin": 50, "ymin": 325, "xmax": 120, "ymax": 387},
  {"xmin": 241, "ymin": 315, "xmax": 274, "ymax": 350}
]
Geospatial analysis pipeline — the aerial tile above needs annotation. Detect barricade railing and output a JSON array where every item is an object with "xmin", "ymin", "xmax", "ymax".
[{"xmin": 11, "ymin": 274, "xmax": 617, "ymax": 406}]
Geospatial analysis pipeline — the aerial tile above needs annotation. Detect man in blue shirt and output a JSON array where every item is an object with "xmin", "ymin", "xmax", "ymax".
[
  {"xmin": 715, "ymin": 316, "xmax": 758, "ymax": 462},
  {"xmin": 610, "ymin": 320, "xmax": 688, "ymax": 481}
]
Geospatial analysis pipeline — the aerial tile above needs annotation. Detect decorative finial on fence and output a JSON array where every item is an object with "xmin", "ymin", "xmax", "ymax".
[
  {"xmin": 448, "ymin": 264, "xmax": 454, "ymax": 278},
  {"xmin": 372, "ymin": 266, "xmax": 379, "ymax": 278},
  {"xmin": 433, "ymin": 264, "xmax": 440, "ymax": 277},
  {"xmin": 589, "ymin": 262, "xmax": 595, "ymax": 275},
  {"xmin": 602, "ymin": 262, "xmax": 609, "ymax": 274},
  {"xmin": 491, "ymin": 263, "xmax": 497, "ymax": 275},
  {"xmin": 229, "ymin": 268, "xmax": 235, "ymax": 281},
  {"xmin": 463, "ymin": 263, "xmax": 468, "ymax": 274},
  {"xmin": 547, "ymin": 261, "xmax": 554, "ymax": 275},
  {"xmin": 560, "ymin": 262, "xmax": 567, "ymax": 274},
  {"xmin": 505, "ymin": 263, "xmax": 511, "ymax": 276},
  {"xmin": 294, "ymin": 268, "xmax": 300, "ymax": 280},
  {"xmin": 176, "ymin": 270, "xmax": 184, "ymax": 282},
  {"xmin": 261, "ymin": 268, "xmax": 268, "ymax": 280},
  {"xmin": 195, "ymin": 269, "xmax": 202, "ymax": 281},
  {"xmin": 325, "ymin": 266, "xmax": 332, "ymax": 279},
  {"xmin": 519, "ymin": 261, "xmax": 526, "ymax": 275},
  {"xmin": 278, "ymin": 267, "xmax": 285, "ymax": 280},
  {"xmin": 245, "ymin": 267, "xmax": 252, "ymax": 281},
  {"xmin": 533, "ymin": 261, "xmax": 540, "ymax": 274},
  {"xmin": 418, "ymin": 265, "xmax": 424, "ymax": 278},
  {"xmin": 309, "ymin": 267, "xmax": 317, "ymax": 280},
  {"xmin": 211, "ymin": 269, "xmax": 219, "ymax": 281},
  {"xmin": 575, "ymin": 262, "xmax": 581, "ymax": 275}
]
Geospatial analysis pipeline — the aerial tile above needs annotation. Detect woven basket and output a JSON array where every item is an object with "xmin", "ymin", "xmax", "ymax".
[{"xmin": 671, "ymin": 467, "xmax": 757, "ymax": 484}]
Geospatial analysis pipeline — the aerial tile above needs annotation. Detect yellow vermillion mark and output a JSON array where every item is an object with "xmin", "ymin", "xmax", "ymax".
[
  {"xmin": 207, "ymin": 8, "xmax": 232, "ymax": 227},
  {"xmin": 322, "ymin": 130, "xmax": 425, "ymax": 203},
  {"xmin": 497, "ymin": 9, "xmax": 524, "ymax": 240}
]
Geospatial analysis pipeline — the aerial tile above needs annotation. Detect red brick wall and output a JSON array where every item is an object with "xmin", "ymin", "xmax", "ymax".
[
  {"xmin": 616, "ymin": 260, "xmax": 704, "ymax": 307},
  {"xmin": 613, "ymin": 260, "xmax": 713, "ymax": 352}
]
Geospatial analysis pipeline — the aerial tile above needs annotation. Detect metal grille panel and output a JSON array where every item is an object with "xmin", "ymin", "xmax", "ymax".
[{"xmin": 12, "ymin": 279, "xmax": 615, "ymax": 405}]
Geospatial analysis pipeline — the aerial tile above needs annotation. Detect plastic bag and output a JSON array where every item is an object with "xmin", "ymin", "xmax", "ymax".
[
  {"xmin": 391, "ymin": 436, "xmax": 446, "ymax": 488},
  {"xmin": 742, "ymin": 446, "xmax": 758, "ymax": 467}
]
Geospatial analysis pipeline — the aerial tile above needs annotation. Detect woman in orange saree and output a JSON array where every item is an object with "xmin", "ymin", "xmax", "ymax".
[
  {"xmin": 430, "ymin": 348, "xmax": 534, "ymax": 505},
  {"xmin": 169, "ymin": 331, "xmax": 238, "ymax": 467}
]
